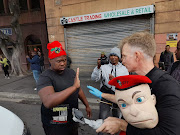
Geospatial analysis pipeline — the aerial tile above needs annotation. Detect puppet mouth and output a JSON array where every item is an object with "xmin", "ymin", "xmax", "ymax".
[{"xmin": 130, "ymin": 119, "xmax": 152, "ymax": 124}]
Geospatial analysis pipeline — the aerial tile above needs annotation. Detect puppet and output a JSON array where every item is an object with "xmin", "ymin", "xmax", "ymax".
[{"xmin": 73, "ymin": 75, "xmax": 158, "ymax": 134}]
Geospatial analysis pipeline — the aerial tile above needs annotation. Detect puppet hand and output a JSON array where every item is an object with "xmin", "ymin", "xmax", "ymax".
[{"xmin": 87, "ymin": 86, "xmax": 102, "ymax": 99}]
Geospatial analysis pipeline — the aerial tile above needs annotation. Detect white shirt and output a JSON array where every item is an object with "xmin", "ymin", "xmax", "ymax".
[{"xmin": 91, "ymin": 62, "xmax": 129, "ymax": 91}]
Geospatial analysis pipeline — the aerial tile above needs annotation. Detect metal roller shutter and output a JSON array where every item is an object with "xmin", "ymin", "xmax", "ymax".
[{"xmin": 65, "ymin": 14, "xmax": 153, "ymax": 78}]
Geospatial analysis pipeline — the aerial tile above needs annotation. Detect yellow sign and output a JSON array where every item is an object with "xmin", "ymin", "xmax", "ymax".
[
  {"xmin": 166, "ymin": 41, "xmax": 177, "ymax": 47},
  {"xmin": 166, "ymin": 33, "xmax": 178, "ymax": 47},
  {"xmin": 53, "ymin": 107, "xmax": 67, "ymax": 112}
]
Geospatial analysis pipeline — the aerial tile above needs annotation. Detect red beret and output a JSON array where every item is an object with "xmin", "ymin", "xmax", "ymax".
[
  {"xmin": 47, "ymin": 41, "xmax": 66, "ymax": 59},
  {"xmin": 108, "ymin": 75, "xmax": 152, "ymax": 90}
]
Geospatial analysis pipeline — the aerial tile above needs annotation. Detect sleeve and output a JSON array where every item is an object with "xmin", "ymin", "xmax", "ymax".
[
  {"xmin": 27, "ymin": 56, "xmax": 39, "ymax": 64},
  {"xmin": 91, "ymin": 66, "xmax": 101, "ymax": 82},
  {"xmin": 126, "ymin": 78, "xmax": 180, "ymax": 135},
  {"xmin": 37, "ymin": 75, "xmax": 53, "ymax": 92},
  {"xmin": 0, "ymin": 58, "xmax": 7, "ymax": 64},
  {"xmin": 171, "ymin": 53, "xmax": 174, "ymax": 63}
]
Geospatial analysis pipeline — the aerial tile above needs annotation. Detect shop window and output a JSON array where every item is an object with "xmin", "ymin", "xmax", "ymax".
[
  {"xmin": 0, "ymin": 0, "xmax": 5, "ymax": 14},
  {"xmin": 31, "ymin": 0, "xmax": 40, "ymax": 10},
  {"xmin": 19, "ymin": 0, "xmax": 28, "ymax": 11}
]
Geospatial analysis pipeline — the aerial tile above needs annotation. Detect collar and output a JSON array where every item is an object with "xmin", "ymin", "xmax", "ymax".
[{"xmin": 108, "ymin": 62, "xmax": 121, "ymax": 67}]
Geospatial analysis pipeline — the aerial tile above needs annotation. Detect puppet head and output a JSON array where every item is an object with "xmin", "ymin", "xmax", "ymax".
[{"xmin": 109, "ymin": 75, "xmax": 158, "ymax": 129}]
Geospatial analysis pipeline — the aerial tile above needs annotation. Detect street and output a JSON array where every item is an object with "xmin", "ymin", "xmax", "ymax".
[
  {"xmin": 0, "ymin": 72, "xmax": 103, "ymax": 135},
  {"xmin": 0, "ymin": 97, "xmax": 99, "ymax": 135}
]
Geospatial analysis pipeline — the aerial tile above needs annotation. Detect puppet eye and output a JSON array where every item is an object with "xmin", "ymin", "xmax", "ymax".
[
  {"xmin": 136, "ymin": 97, "xmax": 144, "ymax": 103},
  {"xmin": 121, "ymin": 103, "xmax": 127, "ymax": 108}
]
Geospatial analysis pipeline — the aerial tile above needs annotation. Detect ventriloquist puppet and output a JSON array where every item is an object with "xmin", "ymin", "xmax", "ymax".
[{"xmin": 73, "ymin": 75, "xmax": 159, "ymax": 135}]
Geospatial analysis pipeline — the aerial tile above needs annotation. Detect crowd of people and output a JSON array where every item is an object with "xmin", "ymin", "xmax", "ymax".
[
  {"xmin": 1, "ymin": 31, "xmax": 179, "ymax": 135},
  {"xmin": 35, "ymin": 32, "xmax": 179, "ymax": 135},
  {"xmin": 88, "ymin": 32, "xmax": 180, "ymax": 135}
]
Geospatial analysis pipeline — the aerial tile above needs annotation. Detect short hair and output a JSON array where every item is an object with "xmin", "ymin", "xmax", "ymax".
[
  {"xmin": 166, "ymin": 45, "xmax": 170, "ymax": 47},
  {"xmin": 119, "ymin": 32, "xmax": 156, "ymax": 58}
]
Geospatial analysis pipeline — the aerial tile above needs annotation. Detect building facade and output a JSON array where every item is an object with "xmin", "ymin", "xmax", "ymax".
[
  {"xmin": 0, "ymin": 0, "xmax": 49, "ymax": 70},
  {"xmin": 44, "ymin": 0, "xmax": 180, "ymax": 77}
]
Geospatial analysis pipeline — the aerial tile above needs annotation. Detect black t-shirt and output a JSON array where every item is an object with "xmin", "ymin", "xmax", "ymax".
[
  {"xmin": 127, "ymin": 67, "xmax": 180, "ymax": 135},
  {"xmin": 37, "ymin": 68, "xmax": 79, "ymax": 126}
]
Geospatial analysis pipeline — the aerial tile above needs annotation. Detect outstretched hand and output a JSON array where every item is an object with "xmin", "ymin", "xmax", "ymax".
[
  {"xmin": 74, "ymin": 68, "xmax": 80, "ymax": 89},
  {"xmin": 87, "ymin": 86, "xmax": 102, "ymax": 99}
]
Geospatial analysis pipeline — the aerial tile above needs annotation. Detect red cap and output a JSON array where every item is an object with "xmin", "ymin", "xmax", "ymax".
[
  {"xmin": 47, "ymin": 41, "xmax": 66, "ymax": 59},
  {"xmin": 108, "ymin": 75, "xmax": 152, "ymax": 90}
]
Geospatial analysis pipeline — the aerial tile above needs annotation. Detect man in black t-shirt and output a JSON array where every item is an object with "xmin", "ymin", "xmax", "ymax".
[{"xmin": 37, "ymin": 41, "xmax": 91, "ymax": 135}]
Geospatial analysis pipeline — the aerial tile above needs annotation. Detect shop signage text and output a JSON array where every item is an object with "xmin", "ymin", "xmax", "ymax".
[
  {"xmin": 0, "ymin": 28, "xmax": 12, "ymax": 35},
  {"xmin": 60, "ymin": 5, "xmax": 154, "ymax": 25}
]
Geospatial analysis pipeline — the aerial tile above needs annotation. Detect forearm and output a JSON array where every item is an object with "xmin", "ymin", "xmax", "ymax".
[
  {"xmin": 39, "ymin": 86, "xmax": 78, "ymax": 108},
  {"xmin": 78, "ymin": 87, "xmax": 89, "ymax": 107},
  {"xmin": 102, "ymin": 93, "xmax": 116, "ymax": 103},
  {"xmin": 27, "ymin": 57, "xmax": 37, "ymax": 63}
]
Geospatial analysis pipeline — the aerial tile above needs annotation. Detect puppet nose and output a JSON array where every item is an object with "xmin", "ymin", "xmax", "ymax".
[{"xmin": 129, "ymin": 105, "xmax": 139, "ymax": 117}]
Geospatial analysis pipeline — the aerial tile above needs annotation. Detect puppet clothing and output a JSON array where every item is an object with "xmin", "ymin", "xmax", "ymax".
[
  {"xmin": 37, "ymin": 68, "xmax": 79, "ymax": 135},
  {"xmin": 126, "ymin": 67, "xmax": 180, "ymax": 135}
]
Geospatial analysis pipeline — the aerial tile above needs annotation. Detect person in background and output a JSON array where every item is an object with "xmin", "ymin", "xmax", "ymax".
[
  {"xmin": 91, "ymin": 47, "xmax": 129, "ymax": 135},
  {"xmin": 38, "ymin": 51, "xmax": 45, "ymax": 73},
  {"xmin": 0, "ymin": 55, "xmax": 10, "ymax": 79},
  {"xmin": 168, "ymin": 40, "xmax": 180, "ymax": 83},
  {"xmin": 26, "ymin": 51, "xmax": 41, "ymax": 91},
  {"xmin": 159, "ymin": 45, "xmax": 174, "ymax": 71},
  {"xmin": 98, "ymin": 52, "xmax": 109, "ymax": 65}
]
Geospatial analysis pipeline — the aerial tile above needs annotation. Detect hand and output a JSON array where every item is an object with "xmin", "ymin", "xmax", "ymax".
[
  {"xmin": 87, "ymin": 85, "xmax": 102, "ymax": 99},
  {"xmin": 26, "ymin": 55, "xmax": 29, "ymax": 58},
  {"xmin": 109, "ymin": 74, "xmax": 115, "ymax": 80},
  {"xmin": 96, "ymin": 117, "xmax": 128, "ymax": 134},
  {"xmin": 86, "ymin": 106, "xmax": 92, "ymax": 118},
  {"xmin": 73, "ymin": 68, "xmax": 80, "ymax": 89}
]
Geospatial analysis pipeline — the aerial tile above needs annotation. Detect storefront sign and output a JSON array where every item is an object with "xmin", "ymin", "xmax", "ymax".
[
  {"xmin": 60, "ymin": 5, "xmax": 154, "ymax": 25},
  {"xmin": 166, "ymin": 33, "xmax": 178, "ymax": 47},
  {"xmin": 0, "ymin": 28, "xmax": 12, "ymax": 35}
]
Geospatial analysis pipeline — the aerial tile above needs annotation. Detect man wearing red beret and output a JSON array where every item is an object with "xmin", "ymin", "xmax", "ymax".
[
  {"xmin": 88, "ymin": 32, "xmax": 180, "ymax": 135},
  {"xmin": 37, "ymin": 41, "xmax": 91, "ymax": 135}
]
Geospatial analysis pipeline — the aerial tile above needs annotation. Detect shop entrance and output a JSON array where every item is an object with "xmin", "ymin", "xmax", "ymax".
[{"xmin": 25, "ymin": 35, "xmax": 42, "ymax": 70}]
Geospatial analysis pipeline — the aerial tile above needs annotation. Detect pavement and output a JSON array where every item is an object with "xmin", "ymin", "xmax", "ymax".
[
  {"xmin": 0, "ymin": 71, "xmax": 102, "ymax": 135},
  {"xmin": 0, "ymin": 71, "xmax": 100, "ymax": 108}
]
